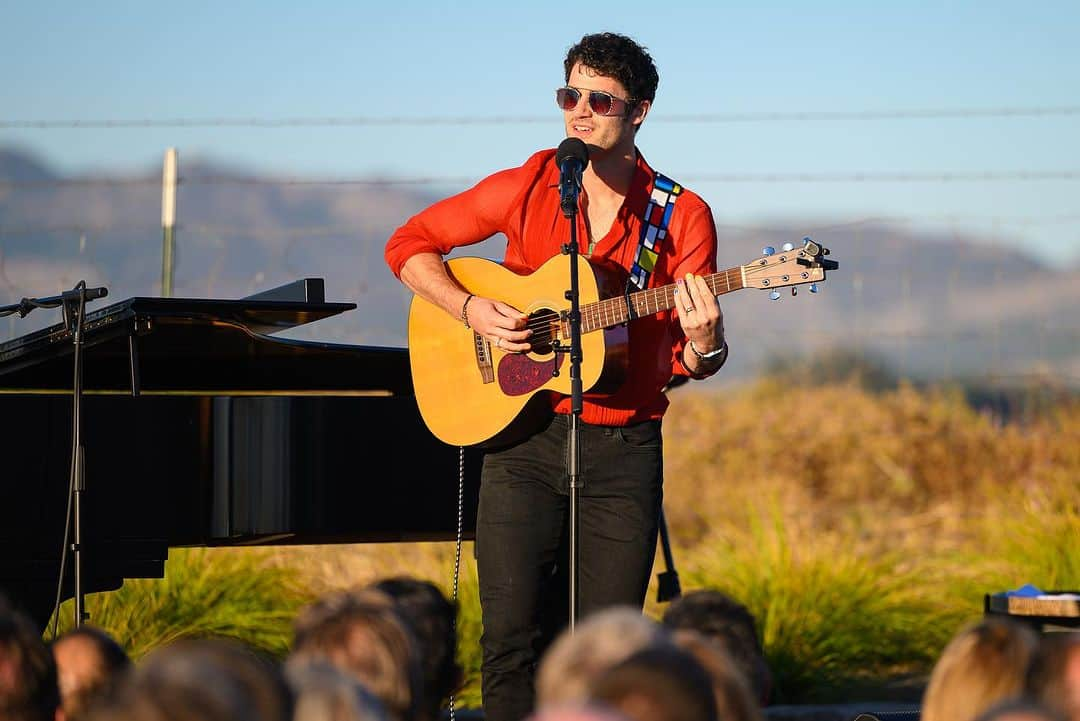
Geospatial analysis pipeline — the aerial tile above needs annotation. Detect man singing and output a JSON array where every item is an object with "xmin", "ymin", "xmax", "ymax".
[{"xmin": 384, "ymin": 32, "xmax": 728, "ymax": 721}]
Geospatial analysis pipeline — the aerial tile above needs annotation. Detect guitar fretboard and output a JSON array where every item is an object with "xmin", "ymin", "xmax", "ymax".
[{"xmin": 570, "ymin": 266, "xmax": 745, "ymax": 334}]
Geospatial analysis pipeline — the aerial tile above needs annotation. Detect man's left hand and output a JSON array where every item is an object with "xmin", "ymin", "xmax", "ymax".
[{"xmin": 675, "ymin": 272, "xmax": 724, "ymax": 352}]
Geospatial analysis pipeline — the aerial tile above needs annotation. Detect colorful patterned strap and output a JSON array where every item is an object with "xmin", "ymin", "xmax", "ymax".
[{"xmin": 628, "ymin": 172, "xmax": 683, "ymax": 291}]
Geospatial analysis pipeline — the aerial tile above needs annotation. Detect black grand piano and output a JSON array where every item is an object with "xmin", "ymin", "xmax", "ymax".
[{"xmin": 0, "ymin": 279, "xmax": 481, "ymax": 627}]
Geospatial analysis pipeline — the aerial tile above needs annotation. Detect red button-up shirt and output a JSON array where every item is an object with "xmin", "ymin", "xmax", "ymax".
[{"xmin": 385, "ymin": 148, "xmax": 719, "ymax": 426}]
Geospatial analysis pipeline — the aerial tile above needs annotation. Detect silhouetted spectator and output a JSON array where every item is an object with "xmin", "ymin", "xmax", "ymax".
[
  {"xmin": 371, "ymin": 578, "xmax": 462, "ymax": 720},
  {"xmin": 973, "ymin": 698, "xmax": 1067, "ymax": 721},
  {"xmin": 589, "ymin": 644, "xmax": 719, "ymax": 721},
  {"xmin": 671, "ymin": 629, "xmax": 763, "ymax": 721},
  {"xmin": 291, "ymin": 590, "xmax": 422, "ymax": 721},
  {"xmin": 536, "ymin": 607, "xmax": 668, "ymax": 708},
  {"xmin": 287, "ymin": 661, "xmax": 389, "ymax": 721},
  {"xmin": 87, "ymin": 637, "xmax": 292, "ymax": 721},
  {"xmin": 526, "ymin": 705, "xmax": 632, "ymax": 721},
  {"xmin": 51, "ymin": 626, "xmax": 131, "ymax": 720},
  {"xmin": 1026, "ymin": 633, "xmax": 1080, "ymax": 721},
  {"xmin": 0, "ymin": 596, "xmax": 60, "ymax": 721},
  {"xmin": 922, "ymin": 618, "xmax": 1038, "ymax": 721},
  {"xmin": 661, "ymin": 589, "xmax": 771, "ymax": 705}
]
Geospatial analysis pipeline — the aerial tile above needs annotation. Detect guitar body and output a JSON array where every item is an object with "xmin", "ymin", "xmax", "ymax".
[{"xmin": 408, "ymin": 255, "xmax": 629, "ymax": 448}]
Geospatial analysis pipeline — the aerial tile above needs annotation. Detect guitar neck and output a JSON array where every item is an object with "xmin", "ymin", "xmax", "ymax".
[{"xmin": 579, "ymin": 266, "xmax": 745, "ymax": 333}]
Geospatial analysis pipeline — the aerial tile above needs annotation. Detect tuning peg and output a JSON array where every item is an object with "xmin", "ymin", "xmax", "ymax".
[
  {"xmin": 762, "ymin": 246, "xmax": 775, "ymax": 256},
  {"xmin": 792, "ymin": 287, "xmax": 798, "ymax": 296},
  {"xmin": 781, "ymin": 242, "xmax": 795, "ymax": 252},
  {"xmin": 769, "ymin": 290, "xmax": 781, "ymax": 301},
  {"xmin": 809, "ymin": 283, "xmax": 819, "ymax": 293}
]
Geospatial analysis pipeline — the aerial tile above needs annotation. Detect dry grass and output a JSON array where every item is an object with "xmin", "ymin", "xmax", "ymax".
[{"xmin": 256, "ymin": 379, "xmax": 1078, "ymax": 703}]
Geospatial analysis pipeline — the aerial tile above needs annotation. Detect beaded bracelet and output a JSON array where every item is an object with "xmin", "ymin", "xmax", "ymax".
[{"xmin": 461, "ymin": 294, "xmax": 476, "ymax": 329}]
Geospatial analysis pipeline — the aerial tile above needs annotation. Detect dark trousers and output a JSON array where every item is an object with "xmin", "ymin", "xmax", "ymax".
[{"xmin": 475, "ymin": 413, "xmax": 664, "ymax": 721}]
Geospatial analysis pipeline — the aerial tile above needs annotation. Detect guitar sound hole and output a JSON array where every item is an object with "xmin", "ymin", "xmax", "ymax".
[{"xmin": 526, "ymin": 308, "xmax": 561, "ymax": 355}]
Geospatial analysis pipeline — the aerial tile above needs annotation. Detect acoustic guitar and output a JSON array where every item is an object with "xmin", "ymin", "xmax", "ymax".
[{"xmin": 408, "ymin": 238, "xmax": 837, "ymax": 447}]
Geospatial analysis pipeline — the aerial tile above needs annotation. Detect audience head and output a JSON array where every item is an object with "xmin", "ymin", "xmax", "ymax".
[
  {"xmin": 291, "ymin": 589, "xmax": 422, "ymax": 721},
  {"xmin": 51, "ymin": 626, "xmax": 131, "ymax": 720},
  {"xmin": 526, "ymin": 705, "xmax": 633, "ymax": 721},
  {"xmin": 588, "ymin": 644, "xmax": 719, "ymax": 721},
  {"xmin": 286, "ymin": 661, "xmax": 389, "ymax": 721},
  {"xmin": 536, "ymin": 607, "xmax": 667, "ymax": 708},
  {"xmin": 974, "ymin": 699, "xmax": 1068, "ymax": 721},
  {"xmin": 0, "ymin": 598, "xmax": 60, "ymax": 721},
  {"xmin": 370, "ymin": 578, "xmax": 462, "ymax": 719},
  {"xmin": 661, "ymin": 589, "xmax": 771, "ymax": 705},
  {"xmin": 87, "ymin": 637, "xmax": 292, "ymax": 721},
  {"xmin": 671, "ymin": 629, "xmax": 763, "ymax": 721},
  {"xmin": 1026, "ymin": 633, "xmax": 1080, "ymax": 721},
  {"xmin": 921, "ymin": 618, "xmax": 1039, "ymax": 721}
]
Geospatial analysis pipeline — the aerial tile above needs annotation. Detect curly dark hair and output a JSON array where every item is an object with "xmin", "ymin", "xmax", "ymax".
[
  {"xmin": 372, "ymin": 577, "xmax": 462, "ymax": 720},
  {"xmin": 564, "ymin": 32, "xmax": 659, "ymax": 103}
]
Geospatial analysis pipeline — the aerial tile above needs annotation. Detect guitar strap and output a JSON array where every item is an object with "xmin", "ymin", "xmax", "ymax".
[
  {"xmin": 629, "ymin": 172, "xmax": 683, "ymax": 291},
  {"xmin": 624, "ymin": 172, "xmax": 683, "ymax": 319}
]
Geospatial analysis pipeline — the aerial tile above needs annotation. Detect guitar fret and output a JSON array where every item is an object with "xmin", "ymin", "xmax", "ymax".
[{"xmin": 572, "ymin": 263, "xmax": 751, "ymax": 334}]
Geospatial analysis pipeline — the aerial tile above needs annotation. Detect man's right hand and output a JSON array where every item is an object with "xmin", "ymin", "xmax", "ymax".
[
  {"xmin": 464, "ymin": 296, "xmax": 532, "ymax": 353},
  {"xmin": 398, "ymin": 253, "xmax": 531, "ymax": 352}
]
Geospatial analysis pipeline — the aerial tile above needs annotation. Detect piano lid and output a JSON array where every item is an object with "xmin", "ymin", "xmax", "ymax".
[{"xmin": 0, "ymin": 280, "xmax": 413, "ymax": 396}]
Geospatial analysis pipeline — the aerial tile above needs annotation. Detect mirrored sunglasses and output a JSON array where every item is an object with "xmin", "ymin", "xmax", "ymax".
[{"xmin": 555, "ymin": 86, "xmax": 634, "ymax": 117}]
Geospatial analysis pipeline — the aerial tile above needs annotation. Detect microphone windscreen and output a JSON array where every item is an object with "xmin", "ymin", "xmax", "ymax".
[{"xmin": 556, "ymin": 137, "xmax": 589, "ymax": 168}]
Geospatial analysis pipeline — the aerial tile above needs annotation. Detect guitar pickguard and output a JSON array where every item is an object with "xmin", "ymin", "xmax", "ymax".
[{"xmin": 497, "ymin": 353, "xmax": 564, "ymax": 397}]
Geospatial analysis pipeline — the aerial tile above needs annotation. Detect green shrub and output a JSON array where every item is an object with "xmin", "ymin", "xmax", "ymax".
[
  {"xmin": 679, "ymin": 504, "xmax": 974, "ymax": 703},
  {"xmin": 970, "ymin": 478, "xmax": 1080, "ymax": 593},
  {"xmin": 49, "ymin": 548, "xmax": 313, "ymax": 659}
]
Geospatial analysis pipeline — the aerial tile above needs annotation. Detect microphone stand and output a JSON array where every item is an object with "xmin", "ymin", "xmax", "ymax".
[
  {"xmin": 68, "ymin": 284, "xmax": 90, "ymax": 629},
  {"xmin": 558, "ymin": 171, "xmax": 585, "ymax": 632},
  {"xmin": 2, "ymin": 282, "xmax": 106, "ymax": 631}
]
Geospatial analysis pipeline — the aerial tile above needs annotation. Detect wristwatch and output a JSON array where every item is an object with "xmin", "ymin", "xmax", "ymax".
[{"xmin": 689, "ymin": 338, "xmax": 728, "ymax": 362}]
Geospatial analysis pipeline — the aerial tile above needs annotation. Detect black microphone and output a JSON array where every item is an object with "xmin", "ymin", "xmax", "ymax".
[
  {"xmin": 7, "ymin": 286, "xmax": 109, "ymax": 318},
  {"xmin": 556, "ymin": 137, "xmax": 589, "ymax": 218},
  {"xmin": 62, "ymin": 286, "xmax": 108, "ymax": 302}
]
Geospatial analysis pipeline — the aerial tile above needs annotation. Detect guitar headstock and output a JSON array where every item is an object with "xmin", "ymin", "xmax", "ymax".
[{"xmin": 741, "ymin": 237, "xmax": 839, "ymax": 297}]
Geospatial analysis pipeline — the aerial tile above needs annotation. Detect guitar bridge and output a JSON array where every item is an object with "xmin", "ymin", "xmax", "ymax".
[{"xmin": 473, "ymin": 331, "xmax": 495, "ymax": 384}]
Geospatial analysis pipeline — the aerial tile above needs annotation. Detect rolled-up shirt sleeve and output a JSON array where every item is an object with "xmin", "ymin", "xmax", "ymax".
[{"xmin": 384, "ymin": 165, "xmax": 530, "ymax": 279}]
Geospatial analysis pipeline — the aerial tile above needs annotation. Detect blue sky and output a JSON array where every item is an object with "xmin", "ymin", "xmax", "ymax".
[{"xmin": 3, "ymin": 1, "xmax": 1079, "ymax": 264}]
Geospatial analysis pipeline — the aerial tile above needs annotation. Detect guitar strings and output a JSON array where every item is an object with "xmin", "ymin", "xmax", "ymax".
[
  {"xmin": 503, "ymin": 266, "xmax": 745, "ymax": 339},
  {"xmin": 483, "ymin": 254, "xmax": 812, "ymax": 345}
]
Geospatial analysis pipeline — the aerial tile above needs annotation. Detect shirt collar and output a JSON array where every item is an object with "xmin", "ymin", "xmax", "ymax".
[{"xmin": 625, "ymin": 148, "xmax": 655, "ymax": 217}]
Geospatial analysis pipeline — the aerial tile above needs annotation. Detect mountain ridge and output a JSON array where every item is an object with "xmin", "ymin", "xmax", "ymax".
[{"xmin": 1, "ymin": 145, "xmax": 1075, "ymax": 386}]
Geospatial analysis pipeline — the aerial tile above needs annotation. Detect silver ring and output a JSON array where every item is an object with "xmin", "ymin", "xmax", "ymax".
[{"xmin": 684, "ymin": 305, "xmax": 694, "ymax": 313}]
